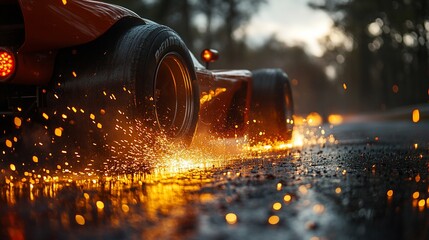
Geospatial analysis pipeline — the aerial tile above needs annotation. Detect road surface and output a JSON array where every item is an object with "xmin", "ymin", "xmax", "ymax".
[{"xmin": 1, "ymin": 119, "xmax": 429, "ymax": 240}]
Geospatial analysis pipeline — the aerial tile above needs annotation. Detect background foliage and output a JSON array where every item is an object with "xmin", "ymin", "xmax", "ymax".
[{"xmin": 105, "ymin": 0, "xmax": 429, "ymax": 117}]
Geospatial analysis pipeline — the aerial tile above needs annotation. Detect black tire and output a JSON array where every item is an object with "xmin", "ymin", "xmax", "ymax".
[
  {"xmin": 248, "ymin": 69, "xmax": 294, "ymax": 144},
  {"xmin": 52, "ymin": 22, "xmax": 199, "ymax": 146}
]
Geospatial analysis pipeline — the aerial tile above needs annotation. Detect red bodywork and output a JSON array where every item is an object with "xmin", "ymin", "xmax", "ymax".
[
  {"xmin": 4, "ymin": 0, "xmax": 139, "ymax": 85},
  {"xmin": 196, "ymin": 69, "xmax": 252, "ymax": 138}
]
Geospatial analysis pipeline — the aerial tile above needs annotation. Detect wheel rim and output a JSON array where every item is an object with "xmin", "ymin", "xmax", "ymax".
[{"xmin": 154, "ymin": 53, "xmax": 194, "ymax": 138}]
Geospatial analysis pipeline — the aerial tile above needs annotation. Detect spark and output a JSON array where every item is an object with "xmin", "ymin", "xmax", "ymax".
[
  {"xmin": 54, "ymin": 127, "xmax": 63, "ymax": 137},
  {"xmin": 42, "ymin": 113, "xmax": 49, "ymax": 120},
  {"xmin": 225, "ymin": 213, "xmax": 238, "ymax": 224},
  {"xmin": 96, "ymin": 201, "xmax": 105, "ymax": 210},
  {"xmin": 328, "ymin": 114, "xmax": 343, "ymax": 125},
  {"xmin": 412, "ymin": 109, "xmax": 420, "ymax": 123},
  {"xmin": 335, "ymin": 187, "xmax": 342, "ymax": 194},
  {"xmin": 75, "ymin": 215, "xmax": 85, "ymax": 225},
  {"xmin": 122, "ymin": 204, "xmax": 130, "ymax": 213},
  {"xmin": 272, "ymin": 202, "xmax": 282, "ymax": 210},
  {"xmin": 14, "ymin": 117, "xmax": 22, "ymax": 127},
  {"xmin": 10, "ymin": 164, "xmax": 16, "ymax": 171},
  {"xmin": 268, "ymin": 215, "xmax": 280, "ymax": 225},
  {"xmin": 5, "ymin": 139, "xmax": 12, "ymax": 148},
  {"xmin": 283, "ymin": 194, "xmax": 292, "ymax": 202}
]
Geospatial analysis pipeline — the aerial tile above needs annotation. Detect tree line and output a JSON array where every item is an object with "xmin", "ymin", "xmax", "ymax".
[
  {"xmin": 312, "ymin": 0, "xmax": 429, "ymax": 113},
  {"xmin": 104, "ymin": 0, "xmax": 428, "ymax": 116}
]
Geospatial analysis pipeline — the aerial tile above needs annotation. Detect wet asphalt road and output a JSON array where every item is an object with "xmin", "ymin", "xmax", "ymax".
[{"xmin": 1, "ymin": 119, "xmax": 429, "ymax": 240}]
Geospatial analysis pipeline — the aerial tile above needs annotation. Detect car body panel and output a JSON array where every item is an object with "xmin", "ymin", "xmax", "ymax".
[
  {"xmin": 18, "ymin": 0, "xmax": 139, "ymax": 52},
  {"xmin": 1, "ymin": 0, "xmax": 141, "ymax": 85},
  {"xmin": 197, "ymin": 69, "xmax": 252, "ymax": 137}
]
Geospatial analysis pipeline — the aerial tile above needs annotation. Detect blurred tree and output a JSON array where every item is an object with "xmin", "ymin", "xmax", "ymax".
[
  {"xmin": 311, "ymin": 0, "xmax": 429, "ymax": 112},
  {"xmin": 217, "ymin": 0, "xmax": 266, "ymax": 65},
  {"xmin": 104, "ymin": 0, "xmax": 196, "ymax": 51},
  {"xmin": 196, "ymin": 0, "xmax": 223, "ymax": 48}
]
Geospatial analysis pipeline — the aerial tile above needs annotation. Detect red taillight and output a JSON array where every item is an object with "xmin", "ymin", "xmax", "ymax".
[
  {"xmin": 0, "ymin": 48, "xmax": 16, "ymax": 81},
  {"xmin": 201, "ymin": 49, "xmax": 219, "ymax": 63},
  {"xmin": 201, "ymin": 49, "xmax": 219, "ymax": 69}
]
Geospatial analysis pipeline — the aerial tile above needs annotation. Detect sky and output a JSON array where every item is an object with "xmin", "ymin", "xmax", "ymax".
[{"xmin": 239, "ymin": 0, "xmax": 333, "ymax": 57}]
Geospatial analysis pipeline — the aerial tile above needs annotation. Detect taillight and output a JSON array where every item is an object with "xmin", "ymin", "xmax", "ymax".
[
  {"xmin": 201, "ymin": 48, "xmax": 219, "ymax": 69},
  {"xmin": 201, "ymin": 49, "xmax": 219, "ymax": 63},
  {"xmin": 0, "ymin": 48, "xmax": 16, "ymax": 82}
]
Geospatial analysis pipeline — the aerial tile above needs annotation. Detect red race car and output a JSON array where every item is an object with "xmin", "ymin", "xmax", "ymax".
[{"xmin": 0, "ymin": 0, "xmax": 294, "ymax": 146}]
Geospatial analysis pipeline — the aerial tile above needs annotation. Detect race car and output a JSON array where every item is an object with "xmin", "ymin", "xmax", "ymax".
[{"xmin": 0, "ymin": 0, "xmax": 294, "ymax": 146}]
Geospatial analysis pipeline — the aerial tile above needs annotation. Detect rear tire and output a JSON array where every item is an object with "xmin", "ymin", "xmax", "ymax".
[
  {"xmin": 248, "ymin": 69, "xmax": 294, "ymax": 144},
  {"xmin": 53, "ymin": 23, "xmax": 199, "ymax": 146}
]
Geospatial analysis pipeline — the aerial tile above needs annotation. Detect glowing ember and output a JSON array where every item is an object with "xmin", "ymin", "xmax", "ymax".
[
  {"xmin": 96, "ymin": 201, "xmax": 105, "ymax": 210},
  {"xmin": 42, "ymin": 113, "xmax": 49, "ymax": 120},
  {"xmin": 412, "ymin": 109, "xmax": 420, "ymax": 123},
  {"xmin": 5, "ymin": 139, "xmax": 13, "ymax": 148},
  {"xmin": 14, "ymin": 117, "xmax": 22, "ymax": 127},
  {"xmin": 272, "ymin": 202, "xmax": 282, "ymax": 210},
  {"xmin": 418, "ymin": 199, "xmax": 425, "ymax": 209},
  {"xmin": 306, "ymin": 112, "xmax": 323, "ymax": 127},
  {"xmin": 75, "ymin": 215, "xmax": 85, "ymax": 225},
  {"xmin": 225, "ymin": 213, "xmax": 238, "ymax": 224},
  {"xmin": 268, "ymin": 215, "xmax": 280, "ymax": 225},
  {"xmin": 122, "ymin": 204, "xmax": 130, "ymax": 213},
  {"xmin": 54, "ymin": 127, "xmax": 63, "ymax": 137},
  {"xmin": 335, "ymin": 187, "xmax": 342, "ymax": 194},
  {"xmin": 328, "ymin": 114, "xmax": 343, "ymax": 125}
]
